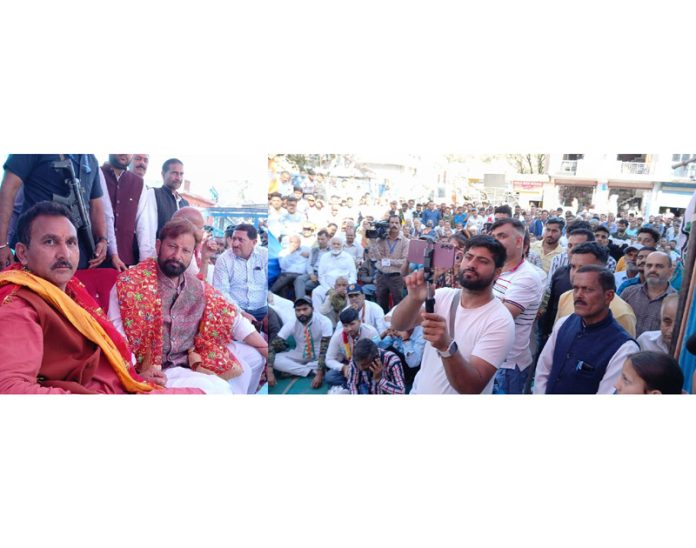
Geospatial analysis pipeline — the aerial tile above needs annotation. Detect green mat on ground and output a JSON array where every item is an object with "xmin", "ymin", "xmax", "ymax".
[{"xmin": 269, "ymin": 374, "xmax": 331, "ymax": 395}]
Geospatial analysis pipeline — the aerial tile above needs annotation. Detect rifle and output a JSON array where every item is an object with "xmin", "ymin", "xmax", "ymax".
[{"xmin": 52, "ymin": 156, "xmax": 96, "ymax": 259}]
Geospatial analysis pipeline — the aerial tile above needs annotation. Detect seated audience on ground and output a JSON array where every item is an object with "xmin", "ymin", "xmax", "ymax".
[
  {"xmin": 347, "ymin": 338, "xmax": 406, "ymax": 395},
  {"xmin": 267, "ymin": 296, "xmax": 333, "ymax": 389},
  {"xmin": 325, "ymin": 307, "xmax": 381, "ymax": 389},
  {"xmin": 318, "ymin": 276, "xmax": 349, "ymax": 327}
]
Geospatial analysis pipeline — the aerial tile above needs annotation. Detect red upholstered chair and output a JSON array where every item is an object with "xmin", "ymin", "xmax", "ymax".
[{"xmin": 74, "ymin": 268, "xmax": 120, "ymax": 313}]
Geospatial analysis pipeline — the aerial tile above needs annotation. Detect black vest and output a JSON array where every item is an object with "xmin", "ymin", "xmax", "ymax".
[
  {"xmin": 546, "ymin": 312, "xmax": 634, "ymax": 394},
  {"xmin": 154, "ymin": 186, "xmax": 189, "ymax": 238}
]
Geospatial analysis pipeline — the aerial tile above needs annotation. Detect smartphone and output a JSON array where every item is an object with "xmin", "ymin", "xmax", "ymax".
[{"xmin": 408, "ymin": 239, "xmax": 456, "ymax": 268}]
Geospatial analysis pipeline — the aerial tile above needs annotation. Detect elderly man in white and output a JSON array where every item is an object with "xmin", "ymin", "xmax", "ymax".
[{"xmin": 311, "ymin": 237, "xmax": 357, "ymax": 311}]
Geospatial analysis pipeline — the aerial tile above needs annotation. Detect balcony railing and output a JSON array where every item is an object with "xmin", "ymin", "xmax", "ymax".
[
  {"xmin": 673, "ymin": 163, "xmax": 696, "ymax": 179},
  {"xmin": 559, "ymin": 160, "xmax": 578, "ymax": 174},
  {"xmin": 620, "ymin": 162, "xmax": 650, "ymax": 175}
]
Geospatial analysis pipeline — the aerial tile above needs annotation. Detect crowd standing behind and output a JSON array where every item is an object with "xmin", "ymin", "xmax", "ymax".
[{"xmin": 267, "ymin": 167, "xmax": 689, "ymax": 395}]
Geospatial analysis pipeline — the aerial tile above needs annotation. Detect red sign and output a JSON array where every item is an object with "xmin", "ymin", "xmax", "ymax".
[{"xmin": 512, "ymin": 180, "xmax": 544, "ymax": 190}]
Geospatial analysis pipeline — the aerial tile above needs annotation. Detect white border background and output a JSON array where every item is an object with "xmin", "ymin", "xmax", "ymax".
[{"xmin": 1, "ymin": 2, "xmax": 695, "ymax": 547}]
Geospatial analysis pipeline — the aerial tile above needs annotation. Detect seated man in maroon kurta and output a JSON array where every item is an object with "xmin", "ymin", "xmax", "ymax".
[{"xmin": 0, "ymin": 201, "xmax": 229, "ymax": 394}]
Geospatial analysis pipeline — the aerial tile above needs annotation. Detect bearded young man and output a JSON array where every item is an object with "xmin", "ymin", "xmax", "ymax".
[
  {"xmin": 108, "ymin": 218, "xmax": 268, "ymax": 394},
  {"xmin": 390, "ymin": 235, "xmax": 515, "ymax": 394},
  {"xmin": 267, "ymin": 296, "xmax": 334, "ymax": 389}
]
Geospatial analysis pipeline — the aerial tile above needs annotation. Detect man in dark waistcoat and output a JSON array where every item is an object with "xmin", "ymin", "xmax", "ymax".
[
  {"xmin": 533, "ymin": 265, "xmax": 639, "ymax": 394},
  {"xmin": 100, "ymin": 154, "xmax": 156, "ymax": 269},
  {"xmin": 150, "ymin": 158, "xmax": 189, "ymax": 238}
]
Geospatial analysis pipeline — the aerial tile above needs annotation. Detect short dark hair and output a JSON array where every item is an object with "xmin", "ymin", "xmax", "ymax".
[
  {"xmin": 545, "ymin": 216, "xmax": 566, "ymax": 230},
  {"xmin": 339, "ymin": 307, "xmax": 359, "ymax": 324},
  {"xmin": 285, "ymin": 196, "xmax": 297, "ymax": 204},
  {"xmin": 353, "ymin": 338, "xmax": 379, "ymax": 364},
  {"xmin": 570, "ymin": 242, "xmax": 609, "ymax": 264},
  {"xmin": 567, "ymin": 220, "xmax": 592, "ymax": 232},
  {"xmin": 493, "ymin": 205, "xmax": 512, "ymax": 217},
  {"xmin": 618, "ymin": 219, "xmax": 629, "ymax": 227},
  {"xmin": 489, "ymin": 217, "xmax": 526, "ymax": 236},
  {"xmin": 463, "ymin": 235, "xmax": 507, "ymax": 269},
  {"xmin": 269, "ymin": 192, "xmax": 282, "ymax": 200},
  {"xmin": 575, "ymin": 265, "xmax": 615, "ymax": 291},
  {"xmin": 233, "ymin": 223, "xmax": 257, "ymax": 240},
  {"xmin": 162, "ymin": 158, "xmax": 183, "ymax": 173},
  {"xmin": 637, "ymin": 227, "xmax": 660, "ymax": 244},
  {"xmin": 15, "ymin": 201, "xmax": 74, "ymax": 247},
  {"xmin": 629, "ymin": 351, "xmax": 684, "ymax": 394},
  {"xmin": 568, "ymin": 228, "xmax": 595, "ymax": 242},
  {"xmin": 317, "ymin": 229, "xmax": 329, "ymax": 238},
  {"xmin": 594, "ymin": 225, "xmax": 610, "ymax": 236}
]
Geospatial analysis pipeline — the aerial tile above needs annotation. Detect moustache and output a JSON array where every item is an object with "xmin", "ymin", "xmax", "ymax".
[
  {"xmin": 51, "ymin": 261, "xmax": 73, "ymax": 270},
  {"xmin": 574, "ymin": 300, "xmax": 586, "ymax": 306}
]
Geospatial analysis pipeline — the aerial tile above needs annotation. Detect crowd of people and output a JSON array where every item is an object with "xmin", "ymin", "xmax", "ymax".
[
  {"xmin": 267, "ymin": 167, "xmax": 688, "ymax": 395},
  {"xmin": 0, "ymin": 154, "xmax": 268, "ymax": 394}
]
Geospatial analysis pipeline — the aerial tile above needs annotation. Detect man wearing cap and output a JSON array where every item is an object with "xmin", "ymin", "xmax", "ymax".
[
  {"xmin": 311, "ymin": 237, "xmax": 357, "ymax": 310},
  {"xmin": 325, "ymin": 307, "xmax": 381, "ymax": 388},
  {"xmin": 617, "ymin": 246, "xmax": 656, "ymax": 295},
  {"xmin": 299, "ymin": 222, "xmax": 316, "ymax": 248},
  {"xmin": 342, "ymin": 283, "xmax": 388, "ymax": 335},
  {"xmin": 614, "ymin": 243, "xmax": 642, "ymax": 289},
  {"xmin": 267, "ymin": 296, "xmax": 333, "ymax": 389},
  {"xmin": 615, "ymin": 226, "xmax": 660, "ymax": 272}
]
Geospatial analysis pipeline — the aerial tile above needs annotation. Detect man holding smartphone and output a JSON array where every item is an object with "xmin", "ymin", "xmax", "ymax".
[{"xmin": 391, "ymin": 235, "xmax": 515, "ymax": 394}]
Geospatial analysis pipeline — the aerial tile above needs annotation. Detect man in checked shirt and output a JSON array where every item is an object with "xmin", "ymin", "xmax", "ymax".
[
  {"xmin": 367, "ymin": 214, "xmax": 410, "ymax": 312},
  {"xmin": 347, "ymin": 338, "xmax": 405, "ymax": 394}
]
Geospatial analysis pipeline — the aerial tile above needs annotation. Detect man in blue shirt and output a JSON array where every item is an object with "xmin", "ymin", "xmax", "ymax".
[{"xmin": 0, "ymin": 154, "xmax": 108, "ymax": 270}]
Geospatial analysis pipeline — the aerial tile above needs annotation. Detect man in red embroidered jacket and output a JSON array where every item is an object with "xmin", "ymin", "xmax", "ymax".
[
  {"xmin": 108, "ymin": 218, "xmax": 268, "ymax": 394},
  {"xmin": 0, "ymin": 201, "xmax": 218, "ymax": 394}
]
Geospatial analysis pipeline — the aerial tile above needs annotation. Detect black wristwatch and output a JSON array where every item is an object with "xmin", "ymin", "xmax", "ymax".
[{"xmin": 436, "ymin": 340, "xmax": 458, "ymax": 358}]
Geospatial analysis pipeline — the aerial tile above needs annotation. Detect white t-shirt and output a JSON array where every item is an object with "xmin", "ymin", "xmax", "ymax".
[
  {"xmin": 492, "ymin": 260, "xmax": 544, "ymax": 370},
  {"xmin": 278, "ymin": 314, "xmax": 334, "ymax": 357},
  {"xmin": 410, "ymin": 288, "xmax": 515, "ymax": 394}
]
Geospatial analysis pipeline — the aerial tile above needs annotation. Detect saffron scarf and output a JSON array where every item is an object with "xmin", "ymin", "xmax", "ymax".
[{"xmin": 0, "ymin": 264, "xmax": 157, "ymax": 393}]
